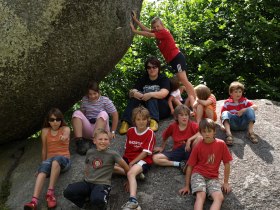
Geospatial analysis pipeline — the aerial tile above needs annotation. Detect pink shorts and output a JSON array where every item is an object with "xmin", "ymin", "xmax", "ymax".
[{"xmin": 72, "ymin": 110, "xmax": 110, "ymax": 139}]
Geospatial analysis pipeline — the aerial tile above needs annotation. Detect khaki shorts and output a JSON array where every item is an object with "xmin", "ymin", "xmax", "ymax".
[{"xmin": 191, "ymin": 173, "xmax": 221, "ymax": 195}]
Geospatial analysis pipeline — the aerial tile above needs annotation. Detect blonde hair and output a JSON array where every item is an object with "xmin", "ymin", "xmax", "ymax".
[
  {"xmin": 194, "ymin": 84, "xmax": 211, "ymax": 100},
  {"xmin": 93, "ymin": 129, "xmax": 109, "ymax": 139},
  {"xmin": 151, "ymin": 17, "xmax": 163, "ymax": 26},
  {"xmin": 132, "ymin": 106, "xmax": 150, "ymax": 126},
  {"xmin": 173, "ymin": 105, "xmax": 190, "ymax": 122},
  {"xmin": 229, "ymin": 81, "xmax": 245, "ymax": 94}
]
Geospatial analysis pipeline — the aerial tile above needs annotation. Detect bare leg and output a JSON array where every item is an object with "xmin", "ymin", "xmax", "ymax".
[
  {"xmin": 223, "ymin": 120, "xmax": 232, "ymax": 137},
  {"xmin": 153, "ymin": 154, "xmax": 175, "ymax": 166},
  {"xmin": 48, "ymin": 160, "xmax": 61, "ymax": 189},
  {"xmin": 195, "ymin": 104, "xmax": 204, "ymax": 124},
  {"xmin": 248, "ymin": 121, "xmax": 254, "ymax": 134},
  {"xmin": 72, "ymin": 117, "xmax": 83, "ymax": 138},
  {"xmin": 194, "ymin": 191, "xmax": 206, "ymax": 210},
  {"xmin": 32, "ymin": 172, "xmax": 47, "ymax": 198},
  {"xmin": 93, "ymin": 117, "xmax": 106, "ymax": 137},
  {"xmin": 127, "ymin": 164, "xmax": 143, "ymax": 197},
  {"xmin": 205, "ymin": 107, "xmax": 214, "ymax": 120},
  {"xmin": 210, "ymin": 191, "xmax": 224, "ymax": 210},
  {"xmin": 177, "ymin": 71, "xmax": 195, "ymax": 107}
]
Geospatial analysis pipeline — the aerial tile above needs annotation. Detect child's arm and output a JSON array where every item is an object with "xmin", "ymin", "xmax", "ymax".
[
  {"xmin": 60, "ymin": 126, "xmax": 70, "ymax": 142},
  {"xmin": 130, "ymin": 22, "xmax": 156, "ymax": 38},
  {"xmin": 154, "ymin": 138, "xmax": 168, "ymax": 153},
  {"xmin": 41, "ymin": 128, "xmax": 48, "ymax": 161},
  {"xmin": 129, "ymin": 151, "xmax": 148, "ymax": 168},
  {"xmin": 179, "ymin": 165, "xmax": 193, "ymax": 195},
  {"xmin": 196, "ymin": 98, "xmax": 213, "ymax": 106},
  {"xmin": 131, "ymin": 11, "xmax": 152, "ymax": 32},
  {"xmin": 110, "ymin": 111, "xmax": 119, "ymax": 139},
  {"xmin": 222, "ymin": 162, "xmax": 231, "ymax": 194},
  {"xmin": 168, "ymin": 95, "xmax": 175, "ymax": 114},
  {"xmin": 117, "ymin": 158, "xmax": 130, "ymax": 174},
  {"xmin": 237, "ymin": 104, "xmax": 258, "ymax": 117},
  {"xmin": 185, "ymin": 132, "xmax": 202, "ymax": 152}
]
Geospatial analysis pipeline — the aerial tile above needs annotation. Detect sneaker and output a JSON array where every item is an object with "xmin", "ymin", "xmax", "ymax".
[
  {"xmin": 179, "ymin": 160, "xmax": 187, "ymax": 174},
  {"xmin": 149, "ymin": 119, "xmax": 158, "ymax": 132},
  {"xmin": 136, "ymin": 172, "xmax": 145, "ymax": 180},
  {"xmin": 75, "ymin": 137, "xmax": 90, "ymax": 155},
  {"xmin": 121, "ymin": 201, "xmax": 141, "ymax": 210},
  {"xmin": 24, "ymin": 201, "xmax": 37, "ymax": 210},
  {"xmin": 119, "ymin": 121, "xmax": 129, "ymax": 135},
  {"xmin": 46, "ymin": 194, "xmax": 57, "ymax": 208}
]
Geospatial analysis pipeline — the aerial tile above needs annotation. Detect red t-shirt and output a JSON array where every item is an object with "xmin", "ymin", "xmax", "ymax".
[
  {"xmin": 220, "ymin": 96, "xmax": 254, "ymax": 115},
  {"xmin": 154, "ymin": 28, "xmax": 180, "ymax": 62},
  {"xmin": 188, "ymin": 138, "xmax": 233, "ymax": 179},
  {"xmin": 123, "ymin": 127, "xmax": 156, "ymax": 165},
  {"xmin": 162, "ymin": 121, "xmax": 199, "ymax": 150}
]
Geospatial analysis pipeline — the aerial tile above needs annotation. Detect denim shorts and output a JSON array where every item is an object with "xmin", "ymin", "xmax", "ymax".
[
  {"xmin": 163, "ymin": 144, "xmax": 191, "ymax": 162},
  {"xmin": 38, "ymin": 156, "xmax": 71, "ymax": 176}
]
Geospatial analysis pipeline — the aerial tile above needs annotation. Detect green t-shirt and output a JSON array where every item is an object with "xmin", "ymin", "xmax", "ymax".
[{"xmin": 84, "ymin": 147, "xmax": 122, "ymax": 186}]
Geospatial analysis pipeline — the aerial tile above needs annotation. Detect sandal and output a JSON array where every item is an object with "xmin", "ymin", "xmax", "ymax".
[
  {"xmin": 225, "ymin": 135, "xmax": 233, "ymax": 146},
  {"xmin": 248, "ymin": 132, "xmax": 258, "ymax": 144}
]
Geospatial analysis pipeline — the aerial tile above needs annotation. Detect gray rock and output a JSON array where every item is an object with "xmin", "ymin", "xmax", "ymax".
[
  {"xmin": 3, "ymin": 99, "xmax": 280, "ymax": 209},
  {"xmin": 0, "ymin": 0, "xmax": 143, "ymax": 144}
]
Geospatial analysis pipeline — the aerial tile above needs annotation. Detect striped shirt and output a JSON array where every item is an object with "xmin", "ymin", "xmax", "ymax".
[
  {"xmin": 221, "ymin": 96, "xmax": 254, "ymax": 115},
  {"xmin": 46, "ymin": 128, "xmax": 70, "ymax": 159},
  {"xmin": 81, "ymin": 96, "xmax": 117, "ymax": 120}
]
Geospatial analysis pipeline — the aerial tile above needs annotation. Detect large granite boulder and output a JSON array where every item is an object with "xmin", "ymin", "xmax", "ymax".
[
  {"xmin": 0, "ymin": 0, "xmax": 143, "ymax": 144},
  {"xmin": 2, "ymin": 99, "xmax": 280, "ymax": 209}
]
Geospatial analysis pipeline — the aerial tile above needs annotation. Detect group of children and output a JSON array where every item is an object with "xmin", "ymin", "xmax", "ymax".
[{"xmin": 24, "ymin": 10, "xmax": 259, "ymax": 210}]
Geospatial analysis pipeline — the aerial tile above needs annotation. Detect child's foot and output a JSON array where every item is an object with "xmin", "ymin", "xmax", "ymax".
[
  {"xmin": 248, "ymin": 132, "xmax": 258, "ymax": 144},
  {"xmin": 24, "ymin": 201, "xmax": 37, "ymax": 210},
  {"xmin": 179, "ymin": 160, "xmax": 187, "ymax": 174},
  {"xmin": 46, "ymin": 194, "xmax": 57, "ymax": 208},
  {"xmin": 136, "ymin": 172, "xmax": 145, "ymax": 180},
  {"xmin": 75, "ymin": 137, "xmax": 90, "ymax": 155},
  {"xmin": 121, "ymin": 201, "xmax": 141, "ymax": 210},
  {"xmin": 225, "ymin": 134, "xmax": 234, "ymax": 146}
]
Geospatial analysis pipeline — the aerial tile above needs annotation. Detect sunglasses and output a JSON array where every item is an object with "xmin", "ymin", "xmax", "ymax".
[
  {"xmin": 147, "ymin": 65, "xmax": 158, "ymax": 70},
  {"xmin": 49, "ymin": 118, "xmax": 62, "ymax": 122}
]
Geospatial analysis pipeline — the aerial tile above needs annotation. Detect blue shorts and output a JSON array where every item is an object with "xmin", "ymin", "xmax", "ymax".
[
  {"xmin": 123, "ymin": 157, "xmax": 151, "ymax": 174},
  {"xmin": 169, "ymin": 52, "xmax": 187, "ymax": 74},
  {"xmin": 163, "ymin": 144, "xmax": 191, "ymax": 162},
  {"xmin": 38, "ymin": 156, "xmax": 71, "ymax": 176}
]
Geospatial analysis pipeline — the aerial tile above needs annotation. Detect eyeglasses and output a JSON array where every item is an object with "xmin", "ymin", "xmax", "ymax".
[
  {"xmin": 147, "ymin": 65, "xmax": 158, "ymax": 70},
  {"xmin": 49, "ymin": 118, "xmax": 62, "ymax": 122}
]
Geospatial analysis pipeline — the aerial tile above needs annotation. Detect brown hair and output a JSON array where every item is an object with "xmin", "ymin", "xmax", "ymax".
[
  {"xmin": 173, "ymin": 105, "xmax": 190, "ymax": 122},
  {"xmin": 199, "ymin": 118, "xmax": 216, "ymax": 133},
  {"xmin": 132, "ymin": 106, "xmax": 151, "ymax": 126},
  {"xmin": 42, "ymin": 108, "xmax": 67, "ymax": 128},
  {"xmin": 170, "ymin": 76, "xmax": 180, "ymax": 92},
  {"xmin": 195, "ymin": 84, "xmax": 211, "ymax": 100},
  {"xmin": 144, "ymin": 57, "xmax": 161, "ymax": 74},
  {"xmin": 87, "ymin": 80, "xmax": 100, "ymax": 93},
  {"xmin": 229, "ymin": 81, "xmax": 244, "ymax": 94}
]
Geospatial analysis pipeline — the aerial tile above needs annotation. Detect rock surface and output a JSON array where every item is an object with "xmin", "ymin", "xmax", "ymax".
[
  {"xmin": 2, "ymin": 99, "xmax": 280, "ymax": 209},
  {"xmin": 0, "ymin": 0, "xmax": 143, "ymax": 144}
]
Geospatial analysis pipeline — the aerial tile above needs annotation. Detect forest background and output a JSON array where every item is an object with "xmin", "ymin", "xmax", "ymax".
[{"xmin": 68, "ymin": 0, "xmax": 279, "ymax": 119}]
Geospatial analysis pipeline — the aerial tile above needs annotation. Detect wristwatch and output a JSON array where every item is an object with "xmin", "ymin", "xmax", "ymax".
[{"xmin": 111, "ymin": 131, "xmax": 115, "ymax": 134}]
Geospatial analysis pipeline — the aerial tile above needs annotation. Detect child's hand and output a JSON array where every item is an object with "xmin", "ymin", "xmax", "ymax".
[
  {"xmin": 141, "ymin": 92, "xmax": 153, "ymax": 101},
  {"xmin": 185, "ymin": 141, "xmax": 191, "ymax": 152},
  {"xmin": 59, "ymin": 135, "xmax": 68, "ymax": 141},
  {"xmin": 131, "ymin": 11, "xmax": 137, "ymax": 20},
  {"xmin": 237, "ymin": 108, "xmax": 246, "ymax": 116},
  {"xmin": 222, "ymin": 183, "xmax": 232, "ymax": 194},
  {"xmin": 153, "ymin": 147, "xmax": 163, "ymax": 154},
  {"xmin": 179, "ymin": 186, "xmax": 190, "ymax": 195}
]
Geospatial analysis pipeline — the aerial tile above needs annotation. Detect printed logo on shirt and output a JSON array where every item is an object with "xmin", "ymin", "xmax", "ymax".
[
  {"xmin": 143, "ymin": 85, "xmax": 161, "ymax": 93},
  {"xmin": 128, "ymin": 140, "xmax": 142, "ymax": 148},
  {"xmin": 207, "ymin": 154, "xmax": 215, "ymax": 164},
  {"xmin": 92, "ymin": 158, "xmax": 103, "ymax": 169}
]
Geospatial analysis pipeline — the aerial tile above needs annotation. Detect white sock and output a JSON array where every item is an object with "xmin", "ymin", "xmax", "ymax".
[{"xmin": 173, "ymin": 161, "xmax": 180, "ymax": 167}]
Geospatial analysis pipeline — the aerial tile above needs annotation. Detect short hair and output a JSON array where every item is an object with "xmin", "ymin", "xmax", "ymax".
[
  {"xmin": 151, "ymin": 17, "xmax": 163, "ymax": 26},
  {"xmin": 170, "ymin": 76, "xmax": 180, "ymax": 92},
  {"xmin": 93, "ymin": 129, "xmax": 109, "ymax": 139},
  {"xmin": 195, "ymin": 84, "xmax": 211, "ymax": 100},
  {"xmin": 173, "ymin": 105, "xmax": 190, "ymax": 121},
  {"xmin": 87, "ymin": 80, "xmax": 100, "ymax": 93},
  {"xmin": 229, "ymin": 81, "xmax": 244, "ymax": 94},
  {"xmin": 199, "ymin": 118, "xmax": 216, "ymax": 133},
  {"xmin": 132, "ymin": 106, "xmax": 150, "ymax": 125},
  {"xmin": 42, "ymin": 108, "xmax": 67, "ymax": 128},
  {"xmin": 144, "ymin": 56, "xmax": 161, "ymax": 74}
]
